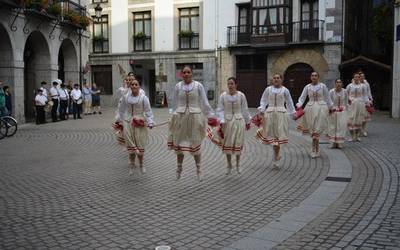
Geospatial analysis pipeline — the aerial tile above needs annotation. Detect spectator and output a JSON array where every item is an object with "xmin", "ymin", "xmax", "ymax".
[
  {"xmin": 91, "ymin": 83, "xmax": 102, "ymax": 114},
  {"xmin": 35, "ymin": 88, "xmax": 47, "ymax": 124},
  {"xmin": 59, "ymin": 83, "xmax": 69, "ymax": 120},
  {"xmin": 67, "ymin": 83, "xmax": 73, "ymax": 115},
  {"xmin": 71, "ymin": 84, "xmax": 83, "ymax": 119},
  {"xmin": 82, "ymin": 83, "xmax": 93, "ymax": 115},
  {"xmin": 0, "ymin": 81, "xmax": 8, "ymax": 117},
  {"xmin": 49, "ymin": 80, "xmax": 60, "ymax": 122},
  {"xmin": 40, "ymin": 81, "xmax": 48, "ymax": 99},
  {"xmin": 3, "ymin": 85, "xmax": 12, "ymax": 116}
]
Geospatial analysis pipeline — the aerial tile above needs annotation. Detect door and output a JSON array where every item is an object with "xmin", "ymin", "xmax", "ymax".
[
  {"xmin": 284, "ymin": 63, "xmax": 314, "ymax": 104},
  {"xmin": 236, "ymin": 54, "xmax": 267, "ymax": 107}
]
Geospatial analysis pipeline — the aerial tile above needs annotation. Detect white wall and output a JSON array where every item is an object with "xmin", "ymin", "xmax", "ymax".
[
  {"xmin": 111, "ymin": 0, "xmax": 129, "ymax": 53},
  {"xmin": 155, "ymin": 0, "xmax": 174, "ymax": 51}
]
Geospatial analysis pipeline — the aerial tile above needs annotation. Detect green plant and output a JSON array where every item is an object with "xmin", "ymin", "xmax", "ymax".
[
  {"xmin": 46, "ymin": 2, "xmax": 61, "ymax": 16},
  {"xmin": 79, "ymin": 15, "xmax": 91, "ymax": 27},
  {"xmin": 24, "ymin": 0, "xmax": 48, "ymax": 10},
  {"xmin": 133, "ymin": 32, "xmax": 147, "ymax": 40},
  {"xmin": 372, "ymin": 3, "xmax": 393, "ymax": 48},
  {"xmin": 93, "ymin": 35, "xmax": 105, "ymax": 42},
  {"xmin": 179, "ymin": 30, "xmax": 195, "ymax": 38}
]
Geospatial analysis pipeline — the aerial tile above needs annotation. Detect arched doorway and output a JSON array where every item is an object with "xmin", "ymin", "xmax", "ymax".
[
  {"xmin": 284, "ymin": 63, "xmax": 314, "ymax": 103},
  {"xmin": 24, "ymin": 31, "xmax": 51, "ymax": 121},
  {"xmin": 0, "ymin": 24, "xmax": 14, "ymax": 114},
  {"xmin": 58, "ymin": 39, "xmax": 78, "ymax": 86}
]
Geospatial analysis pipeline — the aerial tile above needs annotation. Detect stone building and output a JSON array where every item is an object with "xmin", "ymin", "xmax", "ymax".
[
  {"xmin": 394, "ymin": 0, "xmax": 400, "ymax": 118},
  {"xmin": 88, "ymin": 0, "xmax": 343, "ymax": 108},
  {"xmin": 0, "ymin": 0, "xmax": 90, "ymax": 123}
]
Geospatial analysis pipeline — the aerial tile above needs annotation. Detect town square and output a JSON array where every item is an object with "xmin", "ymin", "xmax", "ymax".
[{"xmin": 0, "ymin": 0, "xmax": 399, "ymax": 249}]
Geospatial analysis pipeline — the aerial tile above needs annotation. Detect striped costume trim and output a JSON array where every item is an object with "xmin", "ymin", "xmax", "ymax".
[
  {"xmin": 348, "ymin": 123, "xmax": 362, "ymax": 130},
  {"xmin": 328, "ymin": 136, "xmax": 346, "ymax": 143},
  {"xmin": 256, "ymin": 130, "xmax": 288, "ymax": 145},
  {"xmin": 127, "ymin": 146, "xmax": 145, "ymax": 154},
  {"xmin": 297, "ymin": 125, "xmax": 310, "ymax": 134},
  {"xmin": 206, "ymin": 128, "xmax": 223, "ymax": 146},
  {"xmin": 167, "ymin": 142, "xmax": 201, "ymax": 153}
]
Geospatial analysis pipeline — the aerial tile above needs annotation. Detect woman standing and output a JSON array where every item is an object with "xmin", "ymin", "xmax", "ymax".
[
  {"xmin": 328, "ymin": 79, "xmax": 348, "ymax": 148},
  {"xmin": 359, "ymin": 72, "xmax": 373, "ymax": 136},
  {"xmin": 116, "ymin": 79, "xmax": 154, "ymax": 174},
  {"xmin": 168, "ymin": 66, "xmax": 214, "ymax": 181},
  {"xmin": 256, "ymin": 74, "xmax": 295, "ymax": 168},
  {"xmin": 91, "ymin": 83, "xmax": 102, "ymax": 114},
  {"xmin": 82, "ymin": 83, "xmax": 93, "ymax": 115},
  {"xmin": 209, "ymin": 77, "xmax": 251, "ymax": 175},
  {"xmin": 346, "ymin": 72, "xmax": 368, "ymax": 142},
  {"xmin": 297, "ymin": 72, "xmax": 333, "ymax": 158}
]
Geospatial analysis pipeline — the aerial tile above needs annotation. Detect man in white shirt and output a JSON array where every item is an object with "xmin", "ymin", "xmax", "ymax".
[
  {"xmin": 59, "ymin": 83, "xmax": 69, "ymax": 120},
  {"xmin": 49, "ymin": 80, "xmax": 60, "ymax": 122},
  {"xmin": 40, "ymin": 81, "xmax": 48, "ymax": 99},
  {"xmin": 35, "ymin": 88, "xmax": 47, "ymax": 124},
  {"xmin": 70, "ymin": 83, "xmax": 83, "ymax": 119}
]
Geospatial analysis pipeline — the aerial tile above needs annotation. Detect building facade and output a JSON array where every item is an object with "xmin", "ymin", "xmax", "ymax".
[
  {"xmin": 0, "ymin": 0, "xmax": 90, "ymax": 123},
  {"xmin": 88, "ymin": 0, "xmax": 343, "ymax": 108},
  {"xmin": 394, "ymin": 0, "xmax": 400, "ymax": 118}
]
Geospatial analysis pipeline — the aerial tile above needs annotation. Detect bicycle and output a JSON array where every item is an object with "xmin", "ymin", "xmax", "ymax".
[{"xmin": 0, "ymin": 115, "xmax": 17, "ymax": 138}]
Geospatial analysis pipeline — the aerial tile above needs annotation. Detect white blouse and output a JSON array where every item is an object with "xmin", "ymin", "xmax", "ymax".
[
  {"xmin": 258, "ymin": 86, "xmax": 295, "ymax": 114},
  {"xmin": 216, "ymin": 92, "xmax": 251, "ymax": 124},
  {"xmin": 170, "ymin": 81, "xmax": 214, "ymax": 117},
  {"xmin": 117, "ymin": 91, "xmax": 154, "ymax": 125},
  {"xmin": 297, "ymin": 83, "xmax": 333, "ymax": 108}
]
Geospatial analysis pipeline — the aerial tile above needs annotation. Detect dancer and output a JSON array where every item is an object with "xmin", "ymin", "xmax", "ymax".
[
  {"xmin": 346, "ymin": 72, "xmax": 368, "ymax": 142},
  {"xmin": 297, "ymin": 72, "xmax": 333, "ymax": 158},
  {"xmin": 256, "ymin": 73, "xmax": 295, "ymax": 168},
  {"xmin": 328, "ymin": 79, "xmax": 348, "ymax": 148},
  {"xmin": 209, "ymin": 77, "xmax": 251, "ymax": 175},
  {"xmin": 168, "ymin": 65, "xmax": 215, "ymax": 181},
  {"xmin": 359, "ymin": 72, "xmax": 373, "ymax": 136},
  {"xmin": 116, "ymin": 79, "xmax": 154, "ymax": 175}
]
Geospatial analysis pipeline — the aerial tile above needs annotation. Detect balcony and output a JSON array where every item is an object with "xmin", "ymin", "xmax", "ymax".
[{"xmin": 227, "ymin": 20, "xmax": 325, "ymax": 48}]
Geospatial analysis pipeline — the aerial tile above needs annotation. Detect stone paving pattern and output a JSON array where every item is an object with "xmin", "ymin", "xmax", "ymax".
[{"xmin": 0, "ymin": 109, "xmax": 399, "ymax": 249}]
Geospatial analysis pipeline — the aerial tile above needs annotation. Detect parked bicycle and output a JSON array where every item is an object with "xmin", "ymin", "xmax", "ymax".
[{"xmin": 0, "ymin": 115, "xmax": 17, "ymax": 140}]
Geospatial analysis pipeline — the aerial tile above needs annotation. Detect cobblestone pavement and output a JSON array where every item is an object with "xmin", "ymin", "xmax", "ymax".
[{"xmin": 0, "ymin": 109, "xmax": 399, "ymax": 249}]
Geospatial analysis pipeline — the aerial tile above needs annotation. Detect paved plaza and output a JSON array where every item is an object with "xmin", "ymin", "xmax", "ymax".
[{"xmin": 0, "ymin": 109, "xmax": 399, "ymax": 250}]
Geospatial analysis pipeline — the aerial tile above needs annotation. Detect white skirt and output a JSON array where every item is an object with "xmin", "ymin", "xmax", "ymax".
[
  {"xmin": 168, "ymin": 111, "xmax": 206, "ymax": 155},
  {"xmin": 297, "ymin": 103, "xmax": 329, "ymax": 139},
  {"xmin": 122, "ymin": 117, "xmax": 148, "ymax": 155},
  {"xmin": 328, "ymin": 110, "xmax": 347, "ymax": 143},
  {"xmin": 256, "ymin": 111, "xmax": 289, "ymax": 145},
  {"xmin": 348, "ymin": 99, "xmax": 366, "ymax": 130},
  {"xmin": 208, "ymin": 118, "xmax": 245, "ymax": 155}
]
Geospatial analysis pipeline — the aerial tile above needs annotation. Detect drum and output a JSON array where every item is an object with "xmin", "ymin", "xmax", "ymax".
[
  {"xmin": 44, "ymin": 101, "xmax": 53, "ymax": 112},
  {"xmin": 77, "ymin": 99, "xmax": 83, "ymax": 105}
]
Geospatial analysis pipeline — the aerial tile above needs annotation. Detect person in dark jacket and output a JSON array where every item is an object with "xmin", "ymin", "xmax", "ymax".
[{"xmin": 3, "ymin": 85, "xmax": 12, "ymax": 116}]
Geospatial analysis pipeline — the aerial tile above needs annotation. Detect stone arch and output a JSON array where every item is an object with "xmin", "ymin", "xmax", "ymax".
[
  {"xmin": 24, "ymin": 30, "xmax": 51, "ymax": 121},
  {"xmin": 271, "ymin": 49, "xmax": 329, "ymax": 78},
  {"xmin": 58, "ymin": 38, "xmax": 79, "ymax": 85}
]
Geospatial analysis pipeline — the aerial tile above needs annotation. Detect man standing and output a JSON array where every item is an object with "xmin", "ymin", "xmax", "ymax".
[
  {"xmin": 0, "ymin": 81, "xmax": 8, "ymax": 117},
  {"xmin": 3, "ymin": 86, "xmax": 12, "ymax": 116},
  {"xmin": 40, "ymin": 81, "xmax": 48, "ymax": 99},
  {"xmin": 59, "ymin": 83, "xmax": 69, "ymax": 120},
  {"xmin": 35, "ymin": 88, "xmax": 47, "ymax": 124},
  {"xmin": 70, "ymin": 84, "xmax": 83, "ymax": 119},
  {"xmin": 49, "ymin": 80, "xmax": 60, "ymax": 122}
]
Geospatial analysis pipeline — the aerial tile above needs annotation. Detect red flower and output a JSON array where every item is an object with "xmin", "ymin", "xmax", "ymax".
[
  {"xmin": 294, "ymin": 107, "xmax": 305, "ymax": 120},
  {"xmin": 208, "ymin": 117, "xmax": 219, "ymax": 127},
  {"xmin": 131, "ymin": 118, "xmax": 145, "ymax": 127},
  {"xmin": 251, "ymin": 114, "xmax": 263, "ymax": 127}
]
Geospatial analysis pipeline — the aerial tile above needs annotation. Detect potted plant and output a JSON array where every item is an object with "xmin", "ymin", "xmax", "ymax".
[
  {"xmin": 79, "ymin": 15, "xmax": 91, "ymax": 28},
  {"xmin": 23, "ymin": 0, "xmax": 48, "ymax": 11},
  {"xmin": 179, "ymin": 30, "xmax": 195, "ymax": 38},
  {"xmin": 46, "ymin": 2, "xmax": 61, "ymax": 16},
  {"xmin": 93, "ymin": 35, "xmax": 105, "ymax": 43},
  {"xmin": 133, "ymin": 32, "xmax": 147, "ymax": 40}
]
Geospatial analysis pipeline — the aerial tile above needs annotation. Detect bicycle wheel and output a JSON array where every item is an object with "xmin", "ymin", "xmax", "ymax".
[
  {"xmin": 0, "ymin": 119, "xmax": 7, "ymax": 140},
  {"xmin": 3, "ymin": 116, "xmax": 17, "ymax": 137}
]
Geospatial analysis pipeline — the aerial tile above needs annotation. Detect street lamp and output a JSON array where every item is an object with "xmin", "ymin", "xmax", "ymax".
[{"xmin": 94, "ymin": 4, "xmax": 102, "ymax": 19}]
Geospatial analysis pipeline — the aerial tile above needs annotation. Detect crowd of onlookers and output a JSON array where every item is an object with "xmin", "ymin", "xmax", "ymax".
[
  {"xmin": 0, "ymin": 81, "xmax": 12, "ymax": 117},
  {"xmin": 34, "ymin": 79, "xmax": 102, "ymax": 125}
]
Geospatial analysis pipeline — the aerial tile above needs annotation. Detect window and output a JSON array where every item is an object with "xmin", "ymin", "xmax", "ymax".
[
  {"xmin": 179, "ymin": 7, "xmax": 199, "ymax": 50},
  {"xmin": 301, "ymin": 0, "xmax": 319, "ymax": 27},
  {"xmin": 92, "ymin": 15, "xmax": 109, "ymax": 53},
  {"xmin": 133, "ymin": 11, "xmax": 152, "ymax": 51},
  {"xmin": 251, "ymin": 0, "xmax": 290, "ymax": 34},
  {"xmin": 91, "ymin": 65, "xmax": 112, "ymax": 95},
  {"xmin": 238, "ymin": 4, "xmax": 250, "ymax": 33},
  {"xmin": 92, "ymin": 0, "xmax": 108, "ymax": 3}
]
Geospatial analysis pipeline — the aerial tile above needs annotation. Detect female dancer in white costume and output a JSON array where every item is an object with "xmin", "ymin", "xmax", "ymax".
[
  {"xmin": 328, "ymin": 79, "xmax": 348, "ymax": 148},
  {"xmin": 209, "ymin": 77, "xmax": 251, "ymax": 175},
  {"xmin": 346, "ymin": 72, "xmax": 368, "ymax": 142},
  {"xmin": 168, "ymin": 66, "xmax": 215, "ymax": 181},
  {"xmin": 116, "ymin": 79, "xmax": 154, "ymax": 174},
  {"xmin": 359, "ymin": 72, "xmax": 373, "ymax": 136},
  {"xmin": 297, "ymin": 72, "xmax": 333, "ymax": 158},
  {"xmin": 256, "ymin": 74, "xmax": 295, "ymax": 168}
]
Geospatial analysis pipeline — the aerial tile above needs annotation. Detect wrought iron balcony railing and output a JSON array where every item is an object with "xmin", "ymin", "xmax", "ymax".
[{"xmin": 227, "ymin": 20, "xmax": 325, "ymax": 47}]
